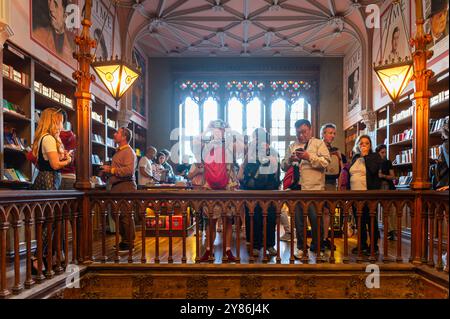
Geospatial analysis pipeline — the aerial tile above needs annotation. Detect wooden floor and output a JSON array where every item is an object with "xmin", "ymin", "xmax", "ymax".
[{"xmin": 89, "ymin": 227, "xmax": 412, "ymax": 264}]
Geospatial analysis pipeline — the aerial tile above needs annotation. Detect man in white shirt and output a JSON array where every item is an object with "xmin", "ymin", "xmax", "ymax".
[
  {"xmin": 138, "ymin": 146, "xmax": 157, "ymax": 186},
  {"xmin": 281, "ymin": 119, "xmax": 330, "ymax": 260}
]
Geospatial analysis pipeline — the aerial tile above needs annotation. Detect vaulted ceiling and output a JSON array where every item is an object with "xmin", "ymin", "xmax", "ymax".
[{"xmin": 123, "ymin": 0, "xmax": 379, "ymax": 58}]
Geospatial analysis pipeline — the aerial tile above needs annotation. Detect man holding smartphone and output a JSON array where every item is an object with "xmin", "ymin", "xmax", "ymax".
[{"xmin": 281, "ymin": 119, "xmax": 330, "ymax": 260}]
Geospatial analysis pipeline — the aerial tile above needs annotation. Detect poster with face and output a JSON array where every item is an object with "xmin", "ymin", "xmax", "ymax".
[
  {"xmin": 90, "ymin": 0, "xmax": 114, "ymax": 60},
  {"xmin": 380, "ymin": 0, "xmax": 411, "ymax": 64},
  {"xmin": 346, "ymin": 48, "xmax": 361, "ymax": 113},
  {"xmin": 31, "ymin": 0, "xmax": 79, "ymax": 69},
  {"xmin": 132, "ymin": 48, "xmax": 146, "ymax": 118},
  {"xmin": 423, "ymin": 0, "xmax": 449, "ymax": 57}
]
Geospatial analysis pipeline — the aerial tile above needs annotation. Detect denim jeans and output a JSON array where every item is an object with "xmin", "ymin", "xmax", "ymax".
[{"xmin": 295, "ymin": 203, "xmax": 324, "ymax": 251}]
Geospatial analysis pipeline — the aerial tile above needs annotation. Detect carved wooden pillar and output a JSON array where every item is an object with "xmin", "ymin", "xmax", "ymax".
[
  {"xmin": 73, "ymin": 0, "xmax": 95, "ymax": 190},
  {"xmin": 410, "ymin": 0, "xmax": 434, "ymax": 190},
  {"xmin": 0, "ymin": 0, "xmax": 13, "ymax": 48}
]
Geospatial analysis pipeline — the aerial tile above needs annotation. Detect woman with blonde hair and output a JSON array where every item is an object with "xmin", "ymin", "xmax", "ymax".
[{"xmin": 32, "ymin": 108, "xmax": 72, "ymax": 190}]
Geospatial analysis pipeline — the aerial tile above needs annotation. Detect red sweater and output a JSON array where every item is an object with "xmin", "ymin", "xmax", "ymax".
[{"xmin": 60, "ymin": 130, "xmax": 76, "ymax": 175}]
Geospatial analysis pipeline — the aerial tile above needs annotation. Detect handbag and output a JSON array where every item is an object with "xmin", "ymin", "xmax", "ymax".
[{"xmin": 282, "ymin": 164, "xmax": 300, "ymax": 190}]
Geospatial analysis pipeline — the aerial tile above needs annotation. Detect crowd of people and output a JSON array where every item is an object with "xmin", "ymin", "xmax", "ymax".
[{"xmin": 29, "ymin": 108, "xmax": 449, "ymax": 265}]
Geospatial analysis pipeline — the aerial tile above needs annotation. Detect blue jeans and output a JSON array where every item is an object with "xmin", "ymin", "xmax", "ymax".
[{"xmin": 295, "ymin": 203, "xmax": 324, "ymax": 251}]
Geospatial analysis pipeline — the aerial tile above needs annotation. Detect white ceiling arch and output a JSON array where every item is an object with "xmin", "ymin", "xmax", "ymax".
[{"xmin": 121, "ymin": 0, "xmax": 380, "ymax": 58}]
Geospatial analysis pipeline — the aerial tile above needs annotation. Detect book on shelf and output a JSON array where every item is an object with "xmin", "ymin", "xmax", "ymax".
[
  {"xmin": 3, "ymin": 169, "xmax": 29, "ymax": 182},
  {"xmin": 393, "ymin": 148, "xmax": 413, "ymax": 165},
  {"xmin": 92, "ymin": 111, "xmax": 103, "ymax": 122},
  {"xmin": 430, "ymin": 145, "xmax": 441, "ymax": 160},
  {"xmin": 392, "ymin": 128, "xmax": 413, "ymax": 143},
  {"xmin": 430, "ymin": 89, "xmax": 449, "ymax": 107},
  {"xmin": 92, "ymin": 133, "xmax": 105, "ymax": 144},
  {"xmin": 397, "ymin": 172, "xmax": 413, "ymax": 187},
  {"xmin": 430, "ymin": 117, "xmax": 448, "ymax": 134},
  {"xmin": 2, "ymin": 98, "xmax": 27, "ymax": 117},
  {"xmin": 92, "ymin": 154, "xmax": 103, "ymax": 165},
  {"xmin": 2, "ymin": 63, "xmax": 28, "ymax": 86},
  {"xmin": 392, "ymin": 106, "xmax": 413, "ymax": 123},
  {"xmin": 3, "ymin": 125, "xmax": 31, "ymax": 151},
  {"xmin": 378, "ymin": 119, "xmax": 387, "ymax": 128}
]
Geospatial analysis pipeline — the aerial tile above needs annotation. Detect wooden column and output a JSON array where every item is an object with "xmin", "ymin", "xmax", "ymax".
[
  {"xmin": 410, "ymin": 0, "xmax": 434, "ymax": 263},
  {"xmin": 73, "ymin": 0, "xmax": 95, "ymax": 190},
  {"xmin": 410, "ymin": 0, "xmax": 434, "ymax": 190}
]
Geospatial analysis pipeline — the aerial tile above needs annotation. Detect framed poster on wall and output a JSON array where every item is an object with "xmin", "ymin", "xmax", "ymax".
[
  {"xmin": 132, "ymin": 47, "xmax": 146, "ymax": 119},
  {"xmin": 345, "ymin": 48, "xmax": 361, "ymax": 113},
  {"xmin": 423, "ymin": 0, "xmax": 449, "ymax": 66},
  {"xmin": 31, "ymin": 0, "xmax": 79, "ymax": 69}
]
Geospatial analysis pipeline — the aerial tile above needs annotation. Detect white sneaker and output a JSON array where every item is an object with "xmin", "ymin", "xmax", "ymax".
[
  {"xmin": 293, "ymin": 248, "xmax": 304, "ymax": 259},
  {"xmin": 280, "ymin": 233, "xmax": 292, "ymax": 242}
]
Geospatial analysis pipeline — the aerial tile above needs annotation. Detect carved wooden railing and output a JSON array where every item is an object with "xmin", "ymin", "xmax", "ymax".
[
  {"xmin": 0, "ymin": 191, "xmax": 83, "ymax": 298},
  {"xmin": 0, "ymin": 190, "xmax": 448, "ymax": 298}
]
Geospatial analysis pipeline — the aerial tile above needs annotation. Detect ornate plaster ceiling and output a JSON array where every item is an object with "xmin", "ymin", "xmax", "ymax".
[{"xmin": 124, "ymin": 0, "xmax": 380, "ymax": 57}]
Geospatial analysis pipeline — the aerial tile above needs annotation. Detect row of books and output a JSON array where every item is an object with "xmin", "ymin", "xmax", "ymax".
[
  {"xmin": 2, "ymin": 64, "xmax": 29, "ymax": 87},
  {"xmin": 106, "ymin": 137, "xmax": 116, "ymax": 148},
  {"xmin": 430, "ymin": 145, "xmax": 441, "ymax": 160},
  {"xmin": 4, "ymin": 127, "xmax": 30, "ymax": 152},
  {"xmin": 92, "ymin": 111, "xmax": 103, "ymax": 123},
  {"xmin": 3, "ymin": 98, "xmax": 26, "ymax": 117},
  {"xmin": 392, "ymin": 105, "xmax": 413, "ymax": 123},
  {"xmin": 430, "ymin": 89, "xmax": 449, "ymax": 107},
  {"xmin": 392, "ymin": 128, "xmax": 413, "ymax": 144},
  {"xmin": 34, "ymin": 81, "xmax": 73, "ymax": 109},
  {"xmin": 397, "ymin": 172, "xmax": 413, "ymax": 187},
  {"xmin": 107, "ymin": 118, "xmax": 116, "ymax": 129},
  {"xmin": 92, "ymin": 133, "xmax": 105, "ymax": 144},
  {"xmin": 90, "ymin": 176, "xmax": 106, "ymax": 186},
  {"xmin": 378, "ymin": 118, "xmax": 387, "ymax": 129},
  {"xmin": 430, "ymin": 117, "xmax": 448, "ymax": 134},
  {"xmin": 92, "ymin": 154, "xmax": 103, "ymax": 165},
  {"xmin": 3, "ymin": 168, "xmax": 29, "ymax": 182},
  {"xmin": 393, "ymin": 148, "xmax": 413, "ymax": 165}
]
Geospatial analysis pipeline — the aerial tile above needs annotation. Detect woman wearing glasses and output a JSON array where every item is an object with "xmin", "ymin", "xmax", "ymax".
[{"xmin": 31, "ymin": 108, "xmax": 73, "ymax": 190}]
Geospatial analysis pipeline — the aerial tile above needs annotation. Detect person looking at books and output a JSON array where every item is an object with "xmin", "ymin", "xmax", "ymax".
[
  {"xmin": 348, "ymin": 135, "xmax": 383, "ymax": 255},
  {"xmin": 320, "ymin": 123, "xmax": 344, "ymax": 251},
  {"xmin": 152, "ymin": 151, "xmax": 168, "ymax": 182},
  {"xmin": 281, "ymin": 119, "xmax": 330, "ymax": 260},
  {"xmin": 376, "ymin": 144, "xmax": 397, "ymax": 240},
  {"xmin": 160, "ymin": 149, "xmax": 175, "ymax": 181},
  {"xmin": 431, "ymin": 116, "xmax": 449, "ymax": 191},
  {"xmin": 31, "ymin": 108, "xmax": 72, "ymax": 190},
  {"xmin": 101, "ymin": 127, "xmax": 137, "ymax": 251},
  {"xmin": 138, "ymin": 146, "xmax": 157, "ymax": 186},
  {"xmin": 30, "ymin": 107, "xmax": 72, "ymax": 275}
]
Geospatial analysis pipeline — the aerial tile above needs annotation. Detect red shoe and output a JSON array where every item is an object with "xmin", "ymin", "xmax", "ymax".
[
  {"xmin": 226, "ymin": 250, "xmax": 236, "ymax": 263},
  {"xmin": 199, "ymin": 250, "xmax": 211, "ymax": 262}
]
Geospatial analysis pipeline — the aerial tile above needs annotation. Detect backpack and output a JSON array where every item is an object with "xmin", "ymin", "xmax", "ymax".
[
  {"xmin": 204, "ymin": 147, "xmax": 229, "ymax": 189},
  {"xmin": 242, "ymin": 160, "xmax": 280, "ymax": 190},
  {"xmin": 325, "ymin": 148, "xmax": 341, "ymax": 179},
  {"xmin": 282, "ymin": 164, "xmax": 301, "ymax": 190}
]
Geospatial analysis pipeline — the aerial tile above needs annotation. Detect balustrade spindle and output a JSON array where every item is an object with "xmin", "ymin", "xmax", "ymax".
[
  {"xmin": 249, "ymin": 202, "xmax": 255, "ymax": 264},
  {"xmin": 0, "ymin": 221, "xmax": 9, "ymax": 298},
  {"xmin": 369, "ymin": 203, "xmax": 377, "ymax": 263},
  {"xmin": 342, "ymin": 203, "xmax": 349, "ymax": 263},
  {"xmin": 316, "ymin": 202, "xmax": 322, "ymax": 262},
  {"xmin": 301, "ymin": 202, "xmax": 308, "ymax": 264},
  {"xmin": 221, "ymin": 203, "xmax": 227, "ymax": 263},
  {"xmin": 35, "ymin": 216, "xmax": 45, "ymax": 283},
  {"xmin": 235, "ymin": 202, "xmax": 242, "ymax": 264},
  {"xmin": 356, "ymin": 203, "xmax": 363, "ymax": 263},
  {"xmin": 288, "ymin": 202, "xmax": 295, "ymax": 264},
  {"xmin": 421, "ymin": 203, "xmax": 428, "ymax": 264},
  {"xmin": 114, "ymin": 206, "xmax": 120, "ymax": 263},
  {"xmin": 154, "ymin": 202, "xmax": 160, "ymax": 264},
  {"xmin": 428, "ymin": 206, "xmax": 435, "ymax": 267},
  {"xmin": 55, "ymin": 212, "xmax": 63, "ymax": 274},
  {"xmin": 262, "ymin": 202, "xmax": 269, "ymax": 264},
  {"xmin": 383, "ymin": 202, "xmax": 390, "ymax": 263},
  {"xmin": 437, "ymin": 210, "xmax": 443, "ymax": 270},
  {"xmin": 181, "ymin": 203, "xmax": 187, "ymax": 264},
  {"xmin": 25, "ymin": 218, "xmax": 35, "ymax": 289},
  {"xmin": 207, "ymin": 202, "xmax": 215, "ymax": 264},
  {"xmin": 72, "ymin": 211, "xmax": 78, "ymax": 265},
  {"xmin": 396, "ymin": 205, "xmax": 403, "ymax": 263},
  {"xmin": 275, "ymin": 202, "xmax": 281, "ymax": 264},
  {"xmin": 329, "ymin": 202, "xmax": 336, "ymax": 264},
  {"xmin": 100, "ymin": 204, "xmax": 107, "ymax": 263},
  {"xmin": 128, "ymin": 204, "xmax": 134, "ymax": 264},
  {"xmin": 64, "ymin": 211, "xmax": 70, "ymax": 268},
  {"xmin": 13, "ymin": 220, "xmax": 23, "ymax": 294},
  {"xmin": 445, "ymin": 206, "xmax": 449, "ymax": 273},
  {"xmin": 195, "ymin": 205, "xmax": 200, "ymax": 264},
  {"xmin": 168, "ymin": 204, "xmax": 174, "ymax": 264},
  {"xmin": 45, "ymin": 216, "xmax": 54, "ymax": 278},
  {"xmin": 141, "ymin": 202, "xmax": 147, "ymax": 264}
]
